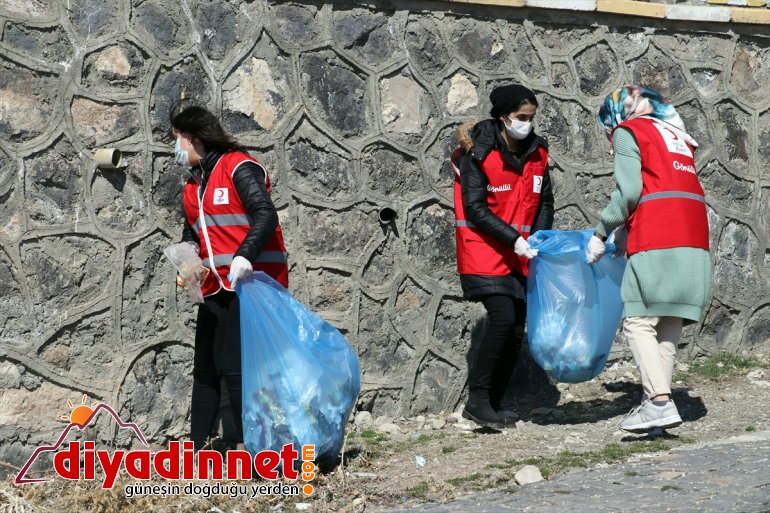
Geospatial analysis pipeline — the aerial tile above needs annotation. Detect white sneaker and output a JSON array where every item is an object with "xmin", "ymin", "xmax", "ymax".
[{"xmin": 619, "ymin": 400, "xmax": 682, "ymax": 433}]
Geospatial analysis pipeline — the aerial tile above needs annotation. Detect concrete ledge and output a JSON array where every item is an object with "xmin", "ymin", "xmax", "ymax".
[
  {"xmin": 451, "ymin": 0, "xmax": 526, "ymax": 6},
  {"xmin": 667, "ymin": 4, "xmax": 732, "ymax": 21},
  {"xmin": 707, "ymin": 0, "xmax": 766, "ymax": 6},
  {"xmin": 731, "ymin": 5, "xmax": 770, "ymax": 21},
  {"xmin": 597, "ymin": 0, "xmax": 666, "ymax": 18},
  {"xmin": 440, "ymin": 0, "xmax": 770, "ymax": 24},
  {"xmin": 525, "ymin": 0, "xmax": 597, "ymax": 10}
]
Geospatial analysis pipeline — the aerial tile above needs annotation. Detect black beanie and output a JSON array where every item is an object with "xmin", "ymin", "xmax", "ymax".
[{"xmin": 489, "ymin": 84, "xmax": 538, "ymax": 119}]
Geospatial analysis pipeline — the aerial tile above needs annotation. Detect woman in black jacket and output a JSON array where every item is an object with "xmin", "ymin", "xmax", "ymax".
[
  {"xmin": 171, "ymin": 105, "xmax": 288, "ymax": 450},
  {"xmin": 451, "ymin": 85, "xmax": 554, "ymax": 428}
]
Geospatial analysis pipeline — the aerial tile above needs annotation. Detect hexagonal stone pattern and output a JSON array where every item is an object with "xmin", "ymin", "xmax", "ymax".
[
  {"xmin": 362, "ymin": 142, "xmax": 426, "ymax": 199},
  {"xmin": 285, "ymin": 120, "xmax": 354, "ymax": 199},
  {"xmin": 149, "ymin": 57, "xmax": 214, "ymax": 140},
  {"xmin": 82, "ymin": 42, "xmax": 150, "ymax": 94},
  {"xmin": 574, "ymin": 42, "xmax": 620, "ymax": 97},
  {"xmin": 1, "ymin": 23, "xmax": 70, "ymax": 63},
  {"xmin": 0, "ymin": 3, "xmax": 768, "ymax": 453},
  {"xmin": 0, "ymin": 57, "xmax": 58, "ymax": 143},
  {"xmin": 333, "ymin": 7, "xmax": 402, "ymax": 68},
  {"xmin": 129, "ymin": 0, "xmax": 190, "ymax": 57},
  {"xmin": 300, "ymin": 49, "xmax": 370, "ymax": 138},
  {"xmin": 223, "ymin": 36, "xmax": 293, "ymax": 135},
  {"xmin": 267, "ymin": 2, "xmax": 323, "ymax": 48},
  {"xmin": 91, "ymin": 152, "xmax": 153, "ymax": 233},
  {"xmin": 23, "ymin": 136, "xmax": 83, "ymax": 227}
]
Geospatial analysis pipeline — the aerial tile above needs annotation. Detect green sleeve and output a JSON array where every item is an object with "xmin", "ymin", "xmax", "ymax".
[{"xmin": 595, "ymin": 128, "xmax": 643, "ymax": 237}]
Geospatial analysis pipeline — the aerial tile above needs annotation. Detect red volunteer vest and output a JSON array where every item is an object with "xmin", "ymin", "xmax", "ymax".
[
  {"xmin": 452, "ymin": 144, "xmax": 548, "ymax": 277},
  {"xmin": 183, "ymin": 151, "xmax": 289, "ymax": 296},
  {"xmin": 617, "ymin": 117, "xmax": 710, "ymax": 256}
]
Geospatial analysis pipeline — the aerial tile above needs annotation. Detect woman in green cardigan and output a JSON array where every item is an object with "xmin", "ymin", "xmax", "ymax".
[{"xmin": 586, "ymin": 85, "xmax": 712, "ymax": 433}]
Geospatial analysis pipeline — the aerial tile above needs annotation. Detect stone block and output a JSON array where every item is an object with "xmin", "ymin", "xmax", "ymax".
[
  {"xmin": 306, "ymin": 267, "xmax": 355, "ymax": 315},
  {"xmin": 268, "ymin": 3, "xmax": 323, "ymax": 47},
  {"xmin": 333, "ymin": 8, "xmax": 401, "ymax": 67},
  {"xmin": 526, "ymin": 0, "xmax": 596, "ymax": 10},
  {"xmin": 1, "ymin": 23, "xmax": 70, "ymax": 62},
  {"xmin": 443, "ymin": 73, "xmax": 479, "ymax": 116},
  {"xmin": 729, "ymin": 40, "xmax": 770, "ymax": 105},
  {"xmin": 301, "ymin": 50, "xmax": 370, "ymax": 138},
  {"xmin": 299, "ymin": 204, "xmax": 376, "ymax": 259},
  {"xmin": 362, "ymin": 143, "xmax": 426, "ymax": 199},
  {"xmin": 666, "ymin": 4, "xmax": 731, "ymax": 21},
  {"xmin": 193, "ymin": 0, "xmax": 239, "ymax": 61},
  {"xmin": 380, "ymin": 73, "xmax": 429, "ymax": 136},
  {"xmin": 67, "ymin": 0, "xmax": 122, "ymax": 40},
  {"xmin": 574, "ymin": 41, "xmax": 621, "ymax": 96},
  {"xmin": 122, "ymin": 232, "xmax": 175, "ymax": 343},
  {"xmin": 130, "ymin": 0, "xmax": 189, "ymax": 56},
  {"xmin": 285, "ymin": 122, "xmax": 354, "ymax": 199},
  {"xmin": 71, "ymin": 97, "xmax": 140, "ymax": 146},
  {"xmin": 405, "ymin": 16, "xmax": 452, "ymax": 75},
  {"xmin": 82, "ymin": 43, "xmax": 149, "ymax": 93},
  {"xmin": 21, "ymin": 235, "xmax": 115, "ymax": 329},
  {"xmin": 149, "ymin": 58, "xmax": 214, "ymax": 139},
  {"xmin": 392, "ymin": 277, "xmax": 432, "ymax": 341},
  {"xmin": 0, "ymin": 0, "xmax": 56, "ymax": 20},
  {"xmin": 361, "ymin": 235, "xmax": 398, "ymax": 290},
  {"xmin": 224, "ymin": 36, "xmax": 293, "ymax": 134},
  {"xmin": 715, "ymin": 101, "xmax": 752, "ymax": 163},
  {"xmin": 448, "ymin": 18, "xmax": 508, "ymax": 72},
  {"xmin": 23, "ymin": 137, "xmax": 83, "ymax": 227},
  {"xmin": 406, "ymin": 202, "xmax": 457, "ymax": 286},
  {"xmin": 0, "ymin": 57, "xmax": 58, "ymax": 143},
  {"xmin": 597, "ymin": 0, "xmax": 665, "ymax": 17},
  {"xmin": 116, "ymin": 343, "xmax": 192, "ymax": 445},
  {"xmin": 411, "ymin": 353, "xmax": 460, "ymax": 415},
  {"xmin": 631, "ymin": 45, "xmax": 688, "ymax": 99}
]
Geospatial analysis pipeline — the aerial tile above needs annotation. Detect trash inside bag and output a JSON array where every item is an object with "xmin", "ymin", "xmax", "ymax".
[
  {"xmin": 238, "ymin": 272, "xmax": 361, "ymax": 471},
  {"xmin": 163, "ymin": 242, "xmax": 207, "ymax": 303},
  {"xmin": 526, "ymin": 230, "xmax": 626, "ymax": 383}
]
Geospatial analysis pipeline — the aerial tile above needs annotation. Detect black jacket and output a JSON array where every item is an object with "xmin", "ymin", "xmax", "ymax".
[
  {"xmin": 181, "ymin": 150, "xmax": 279, "ymax": 264},
  {"xmin": 458, "ymin": 119, "xmax": 555, "ymax": 300}
]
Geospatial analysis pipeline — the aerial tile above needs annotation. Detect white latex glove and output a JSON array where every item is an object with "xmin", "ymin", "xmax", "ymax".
[
  {"xmin": 514, "ymin": 236, "xmax": 538, "ymax": 259},
  {"xmin": 227, "ymin": 256, "xmax": 253, "ymax": 287},
  {"xmin": 586, "ymin": 235, "xmax": 606, "ymax": 264}
]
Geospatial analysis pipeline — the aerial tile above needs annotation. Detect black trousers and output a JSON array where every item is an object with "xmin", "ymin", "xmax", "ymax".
[
  {"xmin": 470, "ymin": 294, "xmax": 526, "ymax": 409},
  {"xmin": 191, "ymin": 290, "xmax": 242, "ymax": 449}
]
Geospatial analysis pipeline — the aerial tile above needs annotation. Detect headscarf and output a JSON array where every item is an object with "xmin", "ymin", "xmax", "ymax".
[
  {"xmin": 489, "ymin": 84, "xmax": 538, "ymax": 119},
  {"xmin": 597, "ymin": 85, "xmax": 697, "ymax": 147}
]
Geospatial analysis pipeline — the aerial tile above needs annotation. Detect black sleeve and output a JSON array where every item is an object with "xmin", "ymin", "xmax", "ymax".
[
  {"xmin": 460, "ymin": 153, "xmax": 521, "ymax": 247},
  {"xmin": 181, "ymin": 216, "xmax": 199, "ymax": 248},
  {"xmin": 232, "ymin": 161, "xmax": 280, "ymax": 263},
  {"xmin": 531, "ymin": 167, "xmax": 554, "ymax": 234}
]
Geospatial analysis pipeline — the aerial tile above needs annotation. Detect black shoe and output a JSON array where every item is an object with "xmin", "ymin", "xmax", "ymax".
[
  {"xmin": 462, "ymin": 389, "xmax": 505, "ymax": 429},
  {"xmin": 498, "ymin": 410, "xmax": 518, "ymax": 425}
]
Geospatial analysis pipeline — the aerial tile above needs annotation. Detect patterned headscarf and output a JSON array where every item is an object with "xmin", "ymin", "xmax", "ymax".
[{"xmin": 597, "ymin": 85, "xmax": 697, "ymax": 147}]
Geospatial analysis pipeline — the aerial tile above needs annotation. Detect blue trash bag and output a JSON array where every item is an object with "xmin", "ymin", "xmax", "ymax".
[
  {"xmin": 236, "ymin": 272, "xmax": 361, "ymax": 469},
  {"xmin": 526, "ymin": 230, "xmax": 626, "ymax": 383}
]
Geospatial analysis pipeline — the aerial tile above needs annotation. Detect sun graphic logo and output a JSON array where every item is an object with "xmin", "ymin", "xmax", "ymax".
[
  {"xmin": 15, "ymin": 394, "xmax": 149, "ymax": 485},
  {"xmin": 60, "ymin": 394, "xmax": 100, "ymax": 427}
]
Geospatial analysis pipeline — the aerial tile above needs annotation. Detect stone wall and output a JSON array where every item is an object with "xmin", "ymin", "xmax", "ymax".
[{"xmin": 1, "ymin": 0, "xmax": 769, "ymax": 464}]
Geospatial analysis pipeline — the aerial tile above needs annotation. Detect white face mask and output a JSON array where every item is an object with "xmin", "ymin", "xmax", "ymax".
[
  {"xmin": 174, "ymin": 137, "xmax": 190, "ymax": 167},
  {"xmin": 504, "ymin": 117, "xmax": 533, "ymax": 140}
]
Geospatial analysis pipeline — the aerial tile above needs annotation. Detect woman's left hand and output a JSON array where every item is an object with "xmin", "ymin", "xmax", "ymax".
[{"xmin": 228, "ymin": 256, "xmax": 253, "ymax": 287}]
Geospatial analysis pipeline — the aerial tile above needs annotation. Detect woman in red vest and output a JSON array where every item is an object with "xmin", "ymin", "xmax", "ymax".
[
  {"xmin": 587, "ymin": 86, "xmax": 711, "ymax": 433},
  {"xmin": 451, "ymin": 85, "xmax": 554, "ymax": 429},
  {"xmin": 171, "ymin": 105, "xmax": 289, "ymax": 450}
]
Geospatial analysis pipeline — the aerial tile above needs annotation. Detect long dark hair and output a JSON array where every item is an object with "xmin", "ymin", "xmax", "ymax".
[{"xmin": 169, "ymin": 104, "xmax": 245, "ymax": 153}]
